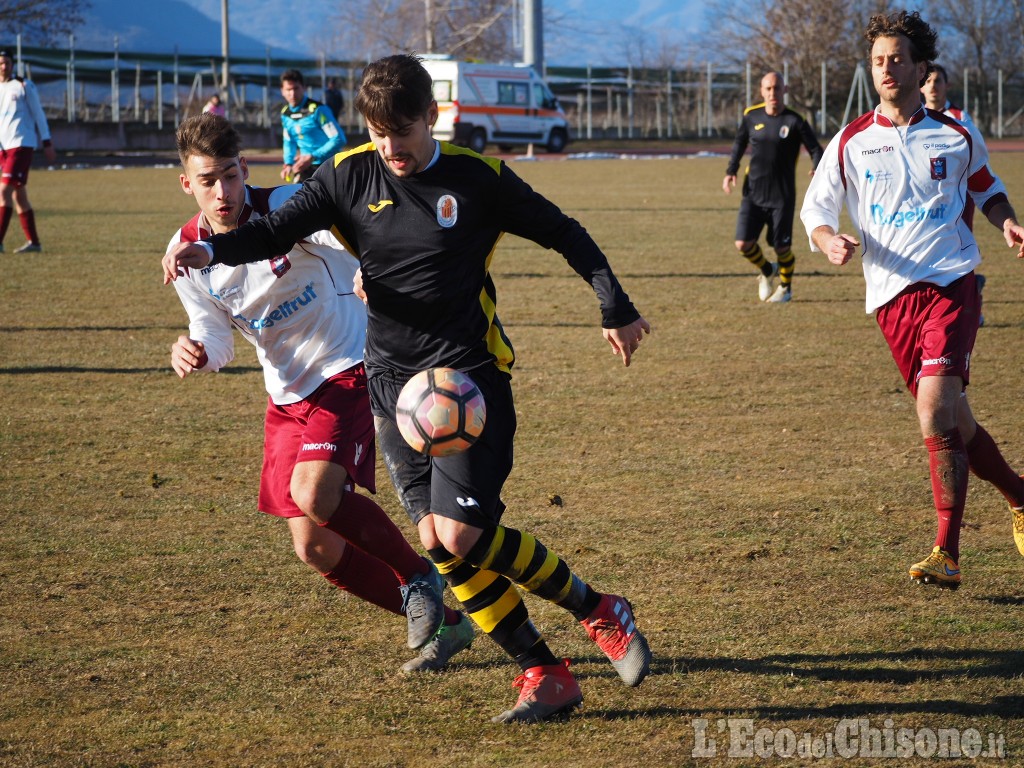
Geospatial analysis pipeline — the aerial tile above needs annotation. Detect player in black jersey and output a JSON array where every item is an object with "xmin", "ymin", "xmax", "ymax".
[
  {"xmin": 724, "ymin": 72, "xmax": 823, "ymax": 303},
  {"xmin": 164, "ymin": 54, "xmax": 652, "ymax": 724}
]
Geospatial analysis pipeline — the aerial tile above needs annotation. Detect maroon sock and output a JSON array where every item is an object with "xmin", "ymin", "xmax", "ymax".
[
  {"xmin": 926, "ymin": 429, "xmax": 968, "ymax": 562},
  {"xmin": 321, "ymin": 544, "xmax": 404, "ymax": 615},
  {"xmin": 0, "ymin": 206, "xmax": 12, "ymax": 242},
  {"xmin": 320, "ymin": 490, "xmax": 428, "ymax": 583},
  {"xmin": 966, "ymin": 424, "xmax": 1024, "ymax": 507},
  {"xmin": 18, "ymin": 209, "xmax": 38, "ymax": 244}
]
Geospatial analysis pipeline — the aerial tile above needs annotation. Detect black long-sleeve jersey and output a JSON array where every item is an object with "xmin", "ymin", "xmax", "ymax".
[
  {"xmin": 725, "ymin": 104, "xmax": 824, "ymax": 209},
  {"xmin": 206, "ymin": 142, "xmax": 640, "ymax": 378}
]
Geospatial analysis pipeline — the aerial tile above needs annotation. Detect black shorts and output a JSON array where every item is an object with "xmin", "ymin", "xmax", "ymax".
[
  {"xmin": 735, "ymin": 197, "xmax": 795, "ymax": 250},
  {"xmin": 368, "ymin": 364, "xmax": 516, "ymax": 528}
]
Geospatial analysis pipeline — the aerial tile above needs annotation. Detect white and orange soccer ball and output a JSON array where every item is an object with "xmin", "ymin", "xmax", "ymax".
[{"xmin": 395, "ymin": 367, "xmax": 487, "ymax": 456}]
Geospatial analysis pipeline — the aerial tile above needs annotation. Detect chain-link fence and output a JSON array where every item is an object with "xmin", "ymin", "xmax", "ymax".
[{"xmin": 13, "ymin": 41, "xmax": 1024, "ymax": 147}]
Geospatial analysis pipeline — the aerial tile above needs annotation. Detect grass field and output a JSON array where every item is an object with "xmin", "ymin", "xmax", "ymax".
[{"xmin": 2, "ymin": 149, "xmax": 1024, "ymax": 767}]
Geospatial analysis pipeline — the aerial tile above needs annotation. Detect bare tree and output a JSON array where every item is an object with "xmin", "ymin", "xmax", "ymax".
[
  {"xmin": 706, "ymin": 0, "xmax": 883, "ymax": 124},
  {"xmin": 931, "ymin": 0, "xmax": 1022, "ymax": 132},
  {"xmin": 334, "ymin": 0, "xmax": 517, "ymax": 63},
  {"xmin": 0, "ymin": 0, "xmax": 91, "ymax": 46}
]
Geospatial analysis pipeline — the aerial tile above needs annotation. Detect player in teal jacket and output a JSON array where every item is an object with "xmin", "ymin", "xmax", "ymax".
[{"xmin": 279, "ymin": 69, "xmax": 346, "ymax": 182}]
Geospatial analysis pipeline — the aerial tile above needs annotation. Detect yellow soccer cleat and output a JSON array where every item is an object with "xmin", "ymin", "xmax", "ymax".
[
  {"xmin": 909, "ymin": 546, "xmax": 961, "ymax": 590},
  {"xmin": 1011, "ymin": 505, "xmax": 1024, "ymax": 558}
]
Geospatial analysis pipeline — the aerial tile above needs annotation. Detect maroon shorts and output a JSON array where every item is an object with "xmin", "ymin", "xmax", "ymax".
[
  {"xmin": 0, "ymin": 147, "xmax": 34, "ymax": 187},
  {"xmin": 876, "ymin": 273, "xmax": 980, "ymax": 398},
  {"xmin": 257, "ymin": 365, "xmax": 376, "ymax": 518}
]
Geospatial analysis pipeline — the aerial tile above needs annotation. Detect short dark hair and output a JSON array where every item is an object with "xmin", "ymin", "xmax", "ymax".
[
  {"xmin": 354, "ymin": 54, "xmax": 434, "ymax": 134},
  {"xmin": 865, "ymin": 10, "xmax": 938, "ymax": 64},
  {"xmin": 927, "ymin": 63, "xmax": 949, "ymax": 84},
  {"xmin": 176, "ymin": 113, "xmax": 242, "ymax": 166},
  {"xmin": 280, "ymin": 69, "xmax": 304, "ymax": 86}
]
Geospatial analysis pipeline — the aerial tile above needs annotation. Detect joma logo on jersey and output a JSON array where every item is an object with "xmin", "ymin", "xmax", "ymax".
[
  {"xmin": 870, "ymin": 203, "xmax": 947, "ymax": 228},
  {"xmin": 436, "ymin": 195, "xmax": 458, "ymax": 228}
]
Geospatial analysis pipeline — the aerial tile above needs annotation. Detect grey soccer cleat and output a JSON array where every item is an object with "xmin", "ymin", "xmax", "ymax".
[
  {"xmin": 580, "ymin": 593, "xmax": 652, "ymax": 687},
  {"xmin": 401, "ymin": 613, "xmax": 474, "ymax": 673},
  {"xmin": 400, "ymin": 559, "xmax": 446, "ymax": 650}
]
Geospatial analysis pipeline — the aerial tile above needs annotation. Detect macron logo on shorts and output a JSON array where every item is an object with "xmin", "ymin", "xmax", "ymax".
[{"xmin": 302, "ymin": 442, "xmax": 337, "ymax": 452}]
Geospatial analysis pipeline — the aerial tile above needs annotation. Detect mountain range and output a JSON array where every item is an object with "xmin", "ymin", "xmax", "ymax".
[{"xmin": 69, "ymin": 0, "xmax": 707, "ymax": 66}]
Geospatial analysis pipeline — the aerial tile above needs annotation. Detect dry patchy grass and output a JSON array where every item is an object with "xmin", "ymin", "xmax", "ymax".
[{"xmin": 2, "ymin": 153, "xmax": 1023, "ymax": 767}]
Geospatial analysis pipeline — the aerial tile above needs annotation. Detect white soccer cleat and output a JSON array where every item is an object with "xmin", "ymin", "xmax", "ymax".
[
  {"xmin": 766, "ymin": 284, "xmax": 792, "ymax": 303},
  {"xmin": 757, "ymin": 263, "xmax": 779, "ymax": 301}
]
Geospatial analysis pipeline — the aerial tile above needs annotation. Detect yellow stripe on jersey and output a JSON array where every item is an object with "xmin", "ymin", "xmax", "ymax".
[
  {"xmin": 439, "ymin": 142, "xmax": 502, "ymax": 174},
  {"xmin": 333, "ymin": 141, "xmax": 377, "ymax": 166},
  {"xmin": 478, "ymin": 268, "xmax": 515, "ymax": 373}
]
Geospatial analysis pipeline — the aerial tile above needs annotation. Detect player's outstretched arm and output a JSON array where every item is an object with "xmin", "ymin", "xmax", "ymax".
[
  {"xmin": 162, "ymin": 242, "xmax": 213, "ymax": 284},
  {"xmin": 603, "ymin": 316, "xmax": 652, "ymax": 368}
]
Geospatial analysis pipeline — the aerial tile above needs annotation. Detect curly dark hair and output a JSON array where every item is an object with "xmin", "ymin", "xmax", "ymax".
[{"xmin": 865, "ymin": 10, "xmax": 938, "ymax": 63}]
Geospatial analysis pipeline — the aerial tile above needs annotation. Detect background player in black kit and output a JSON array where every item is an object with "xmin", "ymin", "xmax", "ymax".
[
  {"xmin": 723, "ymin": 71, "xmax": 824, "ymax": 303},
  {"xmin": 164, "ymin": 53, "xmax": 652, "ymax": 725}
]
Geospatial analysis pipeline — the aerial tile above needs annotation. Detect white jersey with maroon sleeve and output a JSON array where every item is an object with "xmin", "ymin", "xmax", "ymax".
[
  {"xmin": 0, "ymin": 77, "xmax": 51, "ymax": 149},
  {"xmin": 168, "ymin": 184, "xmax": 365, "ymax": 404},
  {"xmin": 801, "ymin": 106, "xmax": 1008, "ymax": 313}
]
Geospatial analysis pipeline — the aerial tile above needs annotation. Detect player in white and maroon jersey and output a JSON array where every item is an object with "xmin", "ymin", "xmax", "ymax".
[
  {"xmin": 921, "ymin": 62, "xmax": 988, "ymax": 323},
  {"xmin": 801, "ymin": 10, "xmax": 1024, "ymax": 590},
  {"xmin": 166, "ymin": 114, "xmax": 473, "ymax": 672},
  {"xmin": 0, "ymin": 48, "xmax": 56, "ymax": 254}
]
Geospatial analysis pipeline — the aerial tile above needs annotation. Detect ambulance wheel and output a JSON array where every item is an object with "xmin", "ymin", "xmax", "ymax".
[
  {"xmin": 468, "ymin": 129, "xmax": 487, "ymax": 154},
  {"xmin": 546, "ymin": 129, "xmax": 568, "ymax": 153}
]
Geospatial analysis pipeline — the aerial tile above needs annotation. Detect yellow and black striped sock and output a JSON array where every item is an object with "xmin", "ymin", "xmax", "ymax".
[
  {"xmin": 741, "ymin": 242, "xmax": 772, "ymax": 276},
  {"xmin": 428, "ymin": 545, "xmax": 557, "ymax": 669},
  {"xmin": 465, "ymin": 526, "xmax": 600, "ymax": 621},
  {"xmin": 776, "ymin": 249, "xmax": 795, "ymax": 288}
]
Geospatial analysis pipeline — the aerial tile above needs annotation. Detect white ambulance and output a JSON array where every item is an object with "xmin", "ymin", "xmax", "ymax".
[{"xmin": 421, "ymin": 58, "xmax": 571, "ymax": 154}]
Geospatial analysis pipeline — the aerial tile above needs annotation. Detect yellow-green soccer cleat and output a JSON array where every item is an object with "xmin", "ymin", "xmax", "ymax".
[
  {"xmin": 1011, "ymin": 505, "xmax": 1024, "ymax": 557},
  {"xmin": 401, "ymin": 613, "xmax": 474, "ymax": 674},
  {"xmin": 908, "ymin": 546, "xmax": 961, "ymax": 590}
]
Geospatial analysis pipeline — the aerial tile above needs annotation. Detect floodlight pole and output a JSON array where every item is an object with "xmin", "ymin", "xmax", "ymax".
[
  {"xmin": 221, "ymin": 0, "xmax": 230, "ymax": 113},
  {"xmin": 524, "ymin": 0, "xmax": 543, "ymax": 74}
]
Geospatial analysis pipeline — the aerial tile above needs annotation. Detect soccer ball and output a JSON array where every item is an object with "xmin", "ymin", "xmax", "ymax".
[{"xmin": 395, "ymin": 368, "xmax": 487, "ymax": 456}]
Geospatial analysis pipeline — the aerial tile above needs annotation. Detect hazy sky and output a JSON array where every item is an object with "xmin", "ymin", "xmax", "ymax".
[{"xmin": 75, "ymin": 0, "xmax": 708, "ymax": 65}]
